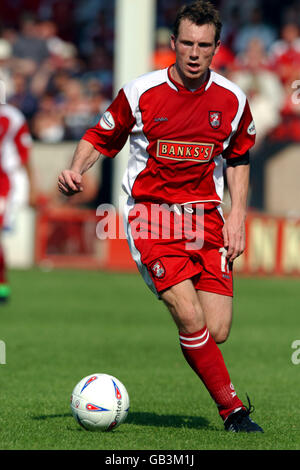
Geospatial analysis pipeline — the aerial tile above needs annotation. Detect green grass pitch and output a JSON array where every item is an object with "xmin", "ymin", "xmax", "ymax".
[{"xmin": 0, "ymin": 268, "xmax": 299, "ymax": 450}]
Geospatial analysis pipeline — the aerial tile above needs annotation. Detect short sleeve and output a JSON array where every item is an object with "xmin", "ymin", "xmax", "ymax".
[
  {"xmin": 223, "ymin": 100, "xmax": 256, "ymax": 162},
  {"xmin": 82, "ymin": 88, "xmax": 136, "ymax": 158}
]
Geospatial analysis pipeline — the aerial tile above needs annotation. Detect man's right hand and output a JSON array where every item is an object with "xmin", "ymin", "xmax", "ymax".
[{"xmin": 58, "ymin": 170, "xmax": 83, "ymax": 196}]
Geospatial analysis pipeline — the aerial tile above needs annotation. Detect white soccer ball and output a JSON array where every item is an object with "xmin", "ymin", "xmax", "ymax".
[{"xmin": 70, "ymin": 373, "xmax": 130, "ymax": 431}]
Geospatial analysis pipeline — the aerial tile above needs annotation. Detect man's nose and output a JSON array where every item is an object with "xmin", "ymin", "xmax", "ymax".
[{"xmin": 190, "ymin": 45, "xmax": 199, "ymax": 58}]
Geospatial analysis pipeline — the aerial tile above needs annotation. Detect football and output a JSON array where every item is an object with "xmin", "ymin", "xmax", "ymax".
[{"xmin": 70, "ymin": 373, "xmax": 130, "ymax": 431}]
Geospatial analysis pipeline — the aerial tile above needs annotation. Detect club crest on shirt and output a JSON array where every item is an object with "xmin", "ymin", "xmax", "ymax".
[
  {"xmin": 150, "ymin": 259, "xmax": 166, "ymax": 279},
  {"xmin": 209, "ymin": 111, "xmax": 222, "ymax": 129}
]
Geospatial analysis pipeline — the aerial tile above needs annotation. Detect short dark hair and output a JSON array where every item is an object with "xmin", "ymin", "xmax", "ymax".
[{"xmin": 173, "ymin": 1, "xmax": 222, "ymax": 44}]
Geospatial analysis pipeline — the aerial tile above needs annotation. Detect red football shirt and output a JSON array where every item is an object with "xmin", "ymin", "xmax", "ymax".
[
  {"xmin": 83, "ymin": 66, "xmax": 256, "ymax": 209},
  {"xmin": 0, "ymin": 104, "xmax": 32, "ymax": 197}
]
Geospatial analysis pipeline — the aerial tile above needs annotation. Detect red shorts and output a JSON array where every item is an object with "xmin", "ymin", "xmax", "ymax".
[{"xmin": 125, "ymin": 201, "xmax": 233, "ymax": 297}]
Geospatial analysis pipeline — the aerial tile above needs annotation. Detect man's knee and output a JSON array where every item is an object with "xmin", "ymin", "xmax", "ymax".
[
  {"xmin": 161, "ymin": 284, "xmax": 205, "ymax": 334},
  {"xmin": 178, "ymin": 306, "xmax": 204, "ymax": 335},
  {"xmin": 169, "ymin": 300, "xmax": 204, "ymax": 334},
  {"xmin": 196, "ymin": 290, "xmax": 233, "ymax": 344},
  {"xmin": 209, "ymin": 324, "xmax": 231, "ymax": 344}
]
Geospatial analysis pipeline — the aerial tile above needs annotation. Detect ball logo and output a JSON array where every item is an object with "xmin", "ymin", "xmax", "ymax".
[
  {"xmin": 80, "ymin": 375, "xmax": 98, "ymax": 393},
  {"xmin": 86, "ymin": 403, "xmax": 110, "ymax": 412},
  {"xmin": 107, "ymin": 421, "xmax": 118, "ymax": 431},
  {"xmin": 112, "ymin": 380, "xmax": 122, "ymax": 399},
  {"xmin": 100, "ymin": 111, "xmax": 115, "ymax": 130}
]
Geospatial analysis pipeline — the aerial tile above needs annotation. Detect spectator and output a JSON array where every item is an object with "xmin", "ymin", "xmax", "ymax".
[
  {"xmin": 234, "ymin": 35, "xmax": 271, "ymax": 70},
  {"xmin": 270, "ymin": 81, "xmax": 300, "ymax": 143},
  {"xmin": 281, "ymin": 2, "xmax": 300, "ymax": 27},
  {"xmin": 211, "ymin": 43, "xmax": 235, "ymax": 76},
  {"xmin": 31, "ymin": 93, "xmax": 65, "ymax": 143},
  {"xmin": 152, "ymin": 27, "xmax": 176, "ymax": 70},
  {"xmin": 46, "ymin": 69, "xmax": 73, "ymax": 102},
  {"xmin": 8, "ymin": 72, "xmax": 39, "ymax": 121},
  {"xmin": 12, "ymin": 14, "xmax": 49, "ymax": 64},
  {"xmin": 0, "ymin": 38, "xmax": 14, "ymax": 99},
  {"xmin": 83, "ymin": 46, "xmax": 113, "ymax": 96},
  {"xmin": 60, "ymin": 78, "xmax": 94, "ymax": 140},
  {"xmin": 267, "ymin": 21, "xmax": 300, "ymax": 143},
  {"xmin": 219, "ymin": 5, "xmax": 242, "ymax": 51},
  {"xmin": 84, "ymin": 78, "xmax": 111, "ymax": 126},
  {"xmin": 37, "ymin": 20, "xmax": 64, "ymax": 56},
  {"xmin": 230, "ymin": 38, "xmax": 285, "ymax": 144},
  {"xmin": 233, "ymin": 6, "xmax": 276, "ymax": 54},
  {"xmin": 269, "ymin": 22, "xmax": 300, "ymax": 85}
]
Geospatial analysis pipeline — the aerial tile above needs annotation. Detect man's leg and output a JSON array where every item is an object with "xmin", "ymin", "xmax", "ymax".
[
  {"xmin": 161, "ymin": 279, "xmax": 205, "ymax": 334},
  {"xmin": 0, "ymin": 211, "xmax": 10, "ymax": 304},
  {"xmin": 0, "ymin": 238, "xmax": 10, "ymax": 304},
  {"xmin": 197, "ymin": 290, "xmax": 233, "ymax": 344},
  {"xmin": 161, "ymin": 279, "xmax": 244, "ymax": 421}
]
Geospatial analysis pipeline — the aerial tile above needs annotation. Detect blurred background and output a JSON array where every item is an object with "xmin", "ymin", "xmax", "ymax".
[{"xmin": 1, "ymin": 0, "xmax": 300, "ymax": 277}]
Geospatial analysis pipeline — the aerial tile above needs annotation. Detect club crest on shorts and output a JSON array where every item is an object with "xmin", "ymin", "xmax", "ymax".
[
  {"xmin": 150, "ymin": 259, "xmax": 166, "ymax": 279},
  {"xmin": 209, "ymin": 111, "xmax": 222, "ymax": 129}
]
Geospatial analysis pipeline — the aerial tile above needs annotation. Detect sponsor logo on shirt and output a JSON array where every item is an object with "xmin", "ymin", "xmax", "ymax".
[
  {"xmin": 157, "ymin": 140, "xmax": 214, "ymax": 163},
  {"xmin": 99, "ymin": 111, "xmax": 115, "ymax": 130},
  {"xmin": 154, "ymin": 117, "xmax": 168, "ymax": 122}
]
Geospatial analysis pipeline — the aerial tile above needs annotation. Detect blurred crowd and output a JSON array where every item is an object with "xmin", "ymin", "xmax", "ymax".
[
  {"xmin": 216, "ymin": 1, "xmax": 300, "ymax": 145},
  {"xmin": 0, "ymin": 0, "xmax": 114, "ymax": 143},
  {"xmin": 0, "ymin": 0, "xmax": 300, "ymax": 145}
]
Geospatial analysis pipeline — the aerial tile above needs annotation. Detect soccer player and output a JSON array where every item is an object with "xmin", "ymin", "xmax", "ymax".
[
  {"xmin": 0, "ymin": 103, "xmax": 35, "ymax": 303},
  {"xmin": 58, "ymin": 1, "xmax": 263, "ymax": 433}
]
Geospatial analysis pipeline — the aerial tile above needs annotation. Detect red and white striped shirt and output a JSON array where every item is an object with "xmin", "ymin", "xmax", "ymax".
[
  {"xmin": 0, "ymin": 104, "xmax": 32, "ymax": 196},
  {"xmin": 83, "ymin": 66, "xmax": 256, "ymax": 209}
]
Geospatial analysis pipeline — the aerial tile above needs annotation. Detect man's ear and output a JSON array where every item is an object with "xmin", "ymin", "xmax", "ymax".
[
  {"xmin": 214, "ymin": 40, "xmax": 221, "ymax": 55},
  {"xmin": 170, "ymin": 34, "xmax": 176, "ymax": 52}
]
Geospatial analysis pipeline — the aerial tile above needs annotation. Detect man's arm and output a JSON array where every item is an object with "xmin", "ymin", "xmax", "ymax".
[
  {"xmin": 23, "ymin": 160, "xmax": 38, "ymax": 207},
  {"xmin": 58, "ymin": 139, "xmax": 101, "ymax": 196},
  {"xmin": 223, "ymin": 163, "xmax": 250, "ymax": 262}
]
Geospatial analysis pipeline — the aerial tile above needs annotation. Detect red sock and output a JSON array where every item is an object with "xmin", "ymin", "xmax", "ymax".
[{"xmin": 179, "ymin": 326, "xmax": 244, "ymax": 421}]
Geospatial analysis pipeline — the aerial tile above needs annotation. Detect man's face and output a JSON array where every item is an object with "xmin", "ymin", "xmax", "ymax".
[{"xmin": 171, "ymin": 19, "xmax": 220, "ymax": 86}]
